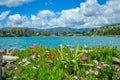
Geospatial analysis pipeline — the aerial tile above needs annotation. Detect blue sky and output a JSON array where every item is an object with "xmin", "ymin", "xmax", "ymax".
[{"xmin": 0, "ymin": 0, "xmax": 120, "ymax": 29}]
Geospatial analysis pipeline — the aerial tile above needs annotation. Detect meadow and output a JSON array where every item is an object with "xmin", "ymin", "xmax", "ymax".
[{"xmin": 2, "ymin": 45, "xmax": 120, "ymax": 80}]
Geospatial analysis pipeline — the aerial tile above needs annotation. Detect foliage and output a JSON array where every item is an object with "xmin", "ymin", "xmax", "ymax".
[
  {"xmin": 1, "ymin": 24, "xmax": 120, "ymax": 37},
  {"xmin": 0, "ymin": 28, "xmax": 41, "ymax": 37},
  {"xmin": 2, "ymin": 45, "xmax": 120, "ymax": 80},
  {"xmin": 82, "ymin": 24, "xmax": 120, "ymax": 36}
]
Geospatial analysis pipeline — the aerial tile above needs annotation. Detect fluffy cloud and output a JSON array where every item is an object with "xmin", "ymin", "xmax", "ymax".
[
  {"xmin": 31, "ymin": 10, "xmax": 55, "ymax": 28},
  {"xmin": 31, "ymin": 0, "xmax": 120, "ymax": 29},
  {"xmin": 0, "ymin": 10, "xmax": 10, "ymax": 21},
  {"xmin": 6, "ymin": 14, "xmax": 29, "ymax": 27},
  {"xmin": 0, "ymin": 0, "xmax": 33, "ymax": 7}
]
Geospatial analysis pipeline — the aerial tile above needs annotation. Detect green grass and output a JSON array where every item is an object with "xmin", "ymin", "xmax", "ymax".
[{"xmin": 3, "ymin": 45, "xmax": 120, "ymax": 80}]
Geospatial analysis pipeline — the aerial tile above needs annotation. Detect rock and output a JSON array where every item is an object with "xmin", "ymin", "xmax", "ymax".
[
  {"xmin": 7, "ymin": 47, "xmax": 19, "ymax": 55},
  {"xmin": 112, "ymin": 57, "xmax": 120, "ymax": 79},
  {"xmin": 0, "ymin": 50, "xmax": 5, "ymax": 54},
  {"xmin": 116, "ymin": 69, "xmax": 120, "ymax": 80},
  {"xmin": 3, "ymin": 55, "xmax": 19, "ymax": 61},
  {"xmin": 0, "ymin": 47, "xmax": 19, "ymax": 55},
  {"xmin": 112, "ymin": 57, "xmax": 120, "ymax": 64}
]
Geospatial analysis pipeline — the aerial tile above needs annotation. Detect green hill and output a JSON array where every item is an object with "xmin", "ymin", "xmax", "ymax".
[
  {"xmin": 0, "ymin": 28, "xmax": 41, "ymax": 37},
  {"xmin": 82, "ymin": 24, "xmax": 120, "ymax": 36}
]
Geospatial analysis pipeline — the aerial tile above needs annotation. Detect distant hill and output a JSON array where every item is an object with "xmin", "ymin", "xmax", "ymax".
[
  {"xmin": 82, "ymin": 24, "xmax": 120, "ymax": 36},
  {"xmin": 0, "ymin": 28, "xmax": 40, "ymax": 37},
  {"xmin": 0, "ymin": 27, "xmax": 93, "ymax": 33},
  {"xmin": 1, "ymin": 23, "xmax": 120, "ymax": 37},
  {"xmin": 38, "ymin": 27, "xmax": 93, "ymax": 33}
]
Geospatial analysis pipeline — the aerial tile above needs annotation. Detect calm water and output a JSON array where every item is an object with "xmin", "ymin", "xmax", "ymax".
[{"xmin": 0, "ymin": 36, "xmax": 120, "ymax": 50}]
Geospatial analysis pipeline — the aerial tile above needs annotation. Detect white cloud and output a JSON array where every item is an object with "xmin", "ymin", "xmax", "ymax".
[
  {"xmin": 31, "ymin": 10, "xmax": 55, "ymax": 28},
  {"xmin": 0, "ymin": 10, "xmax": 10, "ymax": 21},
  {"xmin": 0, "ymin": 0, "xmax": 33, "ymax": 7},
  {"xmin": 31, "ymin": 0, "xmax": 120, "ymax": 29},
  {"xmin": 1, "ymin": 0, "xmax": 119, "ymax": 29},
  {"xmin": 6, "ymin": 14, "xmax": 29, "ymax": 27}
]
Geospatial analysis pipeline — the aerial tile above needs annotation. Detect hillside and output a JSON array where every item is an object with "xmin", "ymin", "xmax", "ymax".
[
  {"xmin": 0, "ymin": 28, "xmax": 41, "ymax": 37},
  {"xmin": 82, "ymin": 24, "xmax": 120, "ymax": 36}
]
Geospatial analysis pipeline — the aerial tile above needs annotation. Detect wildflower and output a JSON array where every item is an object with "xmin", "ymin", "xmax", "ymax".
[
  {"xmin": 103, "ymin": 64, "xmax": 109, "ymax": 67},
  {"xmin": 30, "ymin": 44, "xmax": 35, "ymax": 49},
  {"xmin": 32, "ymin": 66, "xmax": 37, "ymax": 70},
  {"xmin": 74, "ymin": 76, "xmax": 78, "ymax": 80},
  {"xmin": 22, "ymin": 58, "xmax": 27, "ymax": 62},
  {"xmin": 81, "ymin": 49, "xmax": 88, "ymax": 53},
  {"xmin": 96, "ymin": 62, "xmax": 109, "ymax": 68},
  {"xmin": 82, "ymin": 56, "xmax": 88, "ymax": 61},
  {"xmin": 38, "ymin": 55, "xmax": 40, "ymax": 58},
  {"xmin": 37, "ymin": 65, "xmax": 40, "ymax": 68},
  {"xmin": 89, "ymin": 49, "xmax": 93, "ymax": 52},
  {"xmin": 102, "ymin": 46, "xmax": 107, "ymax": 49},
  {"xmin": 32, "ymin": 52, "xmax": 37, "ymax": 58},
  {"xmin": 93, "ymin": 60, "xmax": 99, "ymax": 64},
  {"xmin": 13, "ymin": 76, "xmax": 17, "ymax": 79},
  {"xmin": 89, "ymin": 69, "xmax": 94, "ymax": 74},
  {"xmin": 94, "ymin": 71, "xmax": 99, "ymax": 75},
  {"xmin": 46, "ymin": 63, "xmax": 51, "ymax": 68},
  {"xmin": 14, "ymin": 67, "xmax": 18, "ymax": 70},
  {"xmin": 97, "ymin": 65, "xmax": 101, "ymax": 69},
  {"xmin": 23, "ymin": 61, "xmax": 31, "ymax": 66},
  {"xmin": 86, "ymin": 71, "xmax": 90, "ymax": 75},
  {"xmin": 46, "ymin": 50, "xmax": 49, "ymax": 53},
  {"xmin": 18, "ymin": 61, "xmax": 22, "ymax": 64}
]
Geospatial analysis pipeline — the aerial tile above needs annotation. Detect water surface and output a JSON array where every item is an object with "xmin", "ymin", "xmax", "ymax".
[{"xmin": 0, "ymin": 36, "xmax": 120, "ymax": 50}]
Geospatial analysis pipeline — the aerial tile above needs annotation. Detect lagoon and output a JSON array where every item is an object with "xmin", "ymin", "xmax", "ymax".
[{"xmin": 0, "ymin": 36, "xmax": 120, "ymax": 50}]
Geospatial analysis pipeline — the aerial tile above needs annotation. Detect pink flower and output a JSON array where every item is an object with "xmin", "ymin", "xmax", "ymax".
[
  {"xmin": 82, "ymin": 56, "xmax": 88, "ymax": 61},
  {"xmin": 102, "ymin": 46, "xmax": 106, "ymax": 49},
  {"xmin": 30, "ymin": 44, "xmax": 35, "ymax": 49},
  {"xmin": 45, "ymin": 63, "xmax": 51, "ymax": 68},
  {"xmin": 32, "ymin": 52, "xmax": 37, "ymax": 58}
]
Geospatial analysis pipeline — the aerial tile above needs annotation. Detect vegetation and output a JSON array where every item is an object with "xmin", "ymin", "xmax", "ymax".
[
  {"xmin": 0, "ymin": 24, "xmax": 120, "ymax": 37},
  {"xmin": 0, "ymin": 28, "xmax": 40, "ymax": 37},
  {"xmin": 2, "ymin": 45, "xmax": 120, "ymax": 80},
  {"xmin": 82, "ymin": 24, "xmax": 120, "ymax": 36}
]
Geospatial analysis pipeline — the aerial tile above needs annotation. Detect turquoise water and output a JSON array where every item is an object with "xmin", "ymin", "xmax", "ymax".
[{"xmin": 0, "ymin": 36, "xmax": 120, "ymax": 50}]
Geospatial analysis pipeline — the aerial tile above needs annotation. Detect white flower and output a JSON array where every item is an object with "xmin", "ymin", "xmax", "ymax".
[
  {"xmin": 93, "ymin": 60, "xmax": 99, "ymax": 64},
  {"xmin": 86, "ymin": 71, "xmax": 90, "ymax": 75},
  {"xmin": 37, "ymin": 65, "xmax": 40, "ymax": 68},
  {"xmin": 18, "ymin": 62, "xmax": 22, "ymax": 64},
  {"xmin": 89, "ymin": 49, "xmax": 93, "ymax": 52},
  {"xmin": 74, "ymin": 76, "xmax": 78, "ymax": 80},
  {"xmin": 89, "ymin": 69, "xmax": 94, "ymax": 74},
  {"xmin": 32, "ymin": 66, "xmax": 37, "ymax": 69},
  {"xmin": 103, "ymin": 64, "xmax": 109, "ymax": 67},
  {"xmin": 38, "ymin": 55, "xmax": 40, "ymax": 58},
  {"xmin": 81, "ymin": 49, "xmax": 88, "ymax": 53},
  {"xmin": 15, "ymin": 67, "xmax": 18, "ymax": 70},
  {"xmin": 23, "ymin": 61, "xmax": 31, "ymax": 66},
  {"xmin": 13, "ymin": 76, "xmax": 17, "ymax": 79},
  {"xmin": 97, "ymin": 66, "xmax": 101, "ymax": 69},
  {"xmin": 46, "ymin": 50, "xmax": 49, "ymax": 53},
  {"xmin": 94, "ymin": 71, "xmax": 99, "ymax": 75},
  {"xmin": 22, "ymin": 58, "xmax": 27, "ymax": 62}
]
